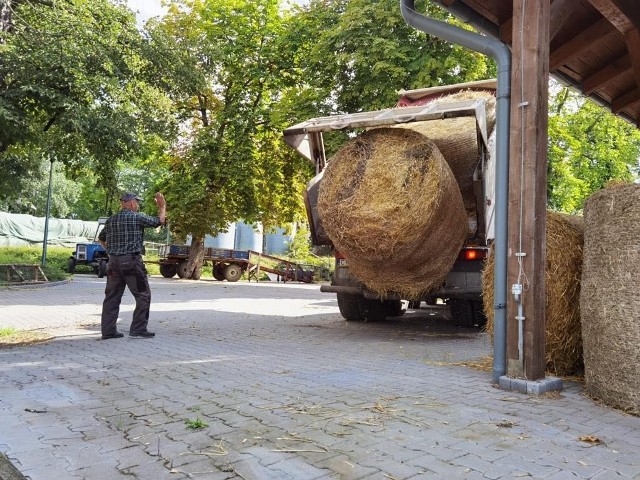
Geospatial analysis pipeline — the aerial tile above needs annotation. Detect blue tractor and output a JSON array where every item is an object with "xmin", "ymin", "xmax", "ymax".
[{"xmin": 67, "ymin": 217, "xmax": 109, "ymax": 277}]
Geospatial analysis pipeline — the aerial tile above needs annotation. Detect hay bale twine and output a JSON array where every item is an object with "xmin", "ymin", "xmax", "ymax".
[
  {"xmin": 581, "ymin": 183, "xmax": 640, "ymax": 415},
  {"xmin": 317, "ymin": 127, "xmax": 468, "ymax": 298},
  {"xmin": 482, "ymin": 211, "xmax": 584, "ymax": 376}
]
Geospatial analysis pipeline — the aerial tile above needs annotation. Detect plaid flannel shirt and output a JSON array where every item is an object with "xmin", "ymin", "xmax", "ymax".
[{"xmin": 98, "ymin": 209, "xmax": 162, "ymax": 256}]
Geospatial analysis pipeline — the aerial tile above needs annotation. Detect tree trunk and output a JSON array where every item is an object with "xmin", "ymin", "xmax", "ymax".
[{"xmin": 186, "ymin": 235, "xmax": 205, "ymax": 280}]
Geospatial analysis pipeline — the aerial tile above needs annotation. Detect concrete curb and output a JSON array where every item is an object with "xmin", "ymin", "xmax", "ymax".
[
  {"xmin": 0, "ymin": 453, "xmax": 26, "ymax": 480},
  {"xmin": 0, "ymin": 278, "xmax": 72, "ymax": 290}
]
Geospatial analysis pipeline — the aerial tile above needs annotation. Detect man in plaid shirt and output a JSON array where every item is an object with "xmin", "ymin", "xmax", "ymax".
[{"xmin": 98, "ymin": 192, "xmax": 167, "ymax": 339}]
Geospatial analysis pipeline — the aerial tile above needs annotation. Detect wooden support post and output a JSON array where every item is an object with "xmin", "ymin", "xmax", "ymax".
[{"xmin": 507, "ymin": 0, "xmax": 549, "ymax": 380}]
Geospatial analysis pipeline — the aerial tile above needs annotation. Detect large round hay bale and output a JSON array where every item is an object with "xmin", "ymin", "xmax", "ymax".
[
  {"xmin": 399, "ymin": 117, "xmax": 480, "ymax": 215},
  {"xmin": 318, "ymin": 127, "xmax": 468, "ymax": 298},
  {"xmin": 482, "ymin": 211, "xmax": 584, "ymax": 376},
  {"xmin": 581, "ymin": 183, "xmax": 640, "ymax": 415},
  {"xmin": 396, "ymin": 90, "xmax": 496, "ymax": 220}
]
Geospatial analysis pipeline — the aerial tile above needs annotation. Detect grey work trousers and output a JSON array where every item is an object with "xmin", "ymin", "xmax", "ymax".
[{"xmin": 101, "ymin": 254, "xmax": 151, "ymax": 336}]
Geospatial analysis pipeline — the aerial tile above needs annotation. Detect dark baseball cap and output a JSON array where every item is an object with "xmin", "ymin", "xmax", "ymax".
[{"xmin": 120, "ymin": 192, "xmax": 143, "ymax": 202}]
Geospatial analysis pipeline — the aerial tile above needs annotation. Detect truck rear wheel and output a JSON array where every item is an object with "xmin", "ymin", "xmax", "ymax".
[
  {"xmin": 337, "ymin": 293, "xmax": 364, "ymax": 321},
  {"xmin": 67, "ymin": 258, "xmax": 76, "ymax": 274},
  {"xmin": 361, "ymin": 299, "xmax": 389, "ymax": 322},
  {"xmin": 336, "ymin": 294, "xmax": 391, "ymax": 322},
  {"xmin": 224, "ymin": 264, "xmax": 242, "ymax": 282},
  {"xmin": 160, "ymin": 263, "xmax": 177, "ymax": 278},
  {"xmin": 213, "ymin": 264, "xmax": 226, "ymax": 281},
  {"xmin": 386, "ymin": 299, "xmax": 405, "ymax": 317},
  {"xmin": 449, "ymin": 299, "xmax": 485, "ymax": 327}
]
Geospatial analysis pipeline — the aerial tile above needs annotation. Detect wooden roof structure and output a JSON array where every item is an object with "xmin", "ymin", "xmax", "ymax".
[{"xmin": 433, "ymin": 0, "xmax": 640, "ymax": 126}]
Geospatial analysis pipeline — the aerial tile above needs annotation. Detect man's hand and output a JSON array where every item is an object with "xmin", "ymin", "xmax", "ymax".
[
  {"xmin": 154, "ymin": 192, "xmax": 166, "ymax": 208},
  {"xmin": 155, "ymin": 192, "xmax": 167, "ymax": 225}
]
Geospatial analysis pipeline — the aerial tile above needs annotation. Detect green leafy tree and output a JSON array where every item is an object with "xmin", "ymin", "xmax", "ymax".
[
  {"xmin": 0, "ymin": 0, "xmax": 175, "ymax": 212},
  {"xmin": 548, "ymin": 85, "xmax": 640, "ymax": 213},
  {"xmin": 147, "ymin": 0, "xmax": 309, "ymax": 279},
  {"xmin": 281, "ymin": 0, "xmax": 494, "ymax": 114}
]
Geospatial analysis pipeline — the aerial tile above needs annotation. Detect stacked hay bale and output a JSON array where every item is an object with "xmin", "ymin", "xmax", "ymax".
[
  {"xmin": 317, "ymin": 128, "xmax": 468, "ymax": 299},
  {"xmin": 580, "ymin": 183, "xmax": 640, "ymax": 415},
  {"xmin": 482, "ymin": 211, "xmax": 584, "ymax": 376}
]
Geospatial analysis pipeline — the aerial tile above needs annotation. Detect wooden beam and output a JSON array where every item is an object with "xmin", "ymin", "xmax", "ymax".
[
  {"xmin": 583, "ymin": 54, "xmax": 632, "ymax": 94},
  {"xmin": 612, "ymin": 87, "xmax": 640, "ymax": 113},
  {"xmin": 588, "ymin": 0, "xmax": 634, "ymax": 33},
  {"xmin": 611, "ymin": 0, "xmax": 640, "ymax": 30},
  {"xmin": 499, "ymin": 17, "xmax": 513, "ymax": 44},
  {"xmin": 507, "ymin": 0, "xmax": 549, "ymax": 380},
  {"xmin": 626, "ymin": 29, "xmax": 640, "ymax": 92},
  {"xmin": 549, "ymin": 18, "xmax": 616, "ymax": 70},
  {"xmin": 550, "ymin": 0, "xmax": 576, "ymax": 40},
  {"xmin": 501, "ymin": 0, "xmax": 575, "ymax": 45}
]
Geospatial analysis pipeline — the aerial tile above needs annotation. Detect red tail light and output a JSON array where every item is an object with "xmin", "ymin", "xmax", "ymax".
[
  {"xmin": 334, "ymin": 249, "xmax": 346, "ymax": 260},
  {"xmin": 459, "ymin": 248, "xmax": 488, "ymax": 261}
]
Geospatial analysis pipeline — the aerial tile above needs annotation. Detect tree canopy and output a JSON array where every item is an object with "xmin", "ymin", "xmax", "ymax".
[
  {"xmin": 0, "ymin": 0, "xmax": 175, "ymax": 214},
  {"xmin": 548, "ymin": 84, "xmax": 640, "ymax": 214}
]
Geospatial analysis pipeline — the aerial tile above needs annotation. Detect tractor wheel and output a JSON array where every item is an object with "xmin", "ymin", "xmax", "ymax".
[
  {"xmin": 176, "ymin": 261, "xmax": 189, "ymax": 279},
  {"xmin": 224, "ymin": 264, "xmax": 242, "ymax": 282},
  {"xmin": 97, "ymin": 260, "xmax": 108, "ymax": 278},
  {"xmin": 67, "ymin": 258, "xmax": 76, "ymax": 274},
  {"xmin": 213, "ymin": 264, "xmax": 226, "ymax": 281},
  {"xmin": 160, "ymin": 263, "xmax": 177, "ymax": 278}
]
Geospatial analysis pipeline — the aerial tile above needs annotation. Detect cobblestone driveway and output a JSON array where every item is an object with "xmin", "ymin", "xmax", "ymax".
[{"xmin": 1, "ymin": 276, "xmax": 639, "ymax": 479}]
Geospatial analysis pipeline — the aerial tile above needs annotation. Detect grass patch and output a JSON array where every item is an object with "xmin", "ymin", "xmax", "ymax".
[
  {"xmin": 0, "ymin": 329, "xmax": 52, "ymax": 347},
  {"xmin": 185, "ymin": 417, "xmax": 208, "ymax": 430}
]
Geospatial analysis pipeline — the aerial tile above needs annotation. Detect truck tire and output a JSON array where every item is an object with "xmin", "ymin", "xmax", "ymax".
[
  {"xmin": 386, "ymin": 299, "xmax": 405, "ymax": 317},
  {"xmin": 337, "ymin": 293, "xmax": 364, "ymax": 321},
  {"xmin": 176, "ymin": 261, "xmax": 189, "ymax": 279},
  {"xmin": 361, "ymin": 299, "xmax": 389, "ymax": 322},
  {"xmin": 224, "ymin": 264, "xmax": 242, "ymax": 282},
  {"xmin": 67, "ymin": 258, "xmax": 76, "ymax": 274},
  {"xmin": 97, "ymin": 260, "xmax": 107, "ymax": 278},
  {"xmin": 160, "ymin": 263, "xmax": 177, "ymax": 278},
  {"xmin": 213, "ymin": 264, "xmax": 226, "ymax": 281},
  {"xmin": 449, "ymin": 299, "xmax": 481, "ymax": 327},
  {"xmin": 472, "ymin": 300, "xmax": 487, "ymax": 327}
]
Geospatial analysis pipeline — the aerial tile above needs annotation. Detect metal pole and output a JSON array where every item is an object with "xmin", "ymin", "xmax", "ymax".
[{"xmin": 41, "ymin": 157, "xmax": 54, "ymax": 267}]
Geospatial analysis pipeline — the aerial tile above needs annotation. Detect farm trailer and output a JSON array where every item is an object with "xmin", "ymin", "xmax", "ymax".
[{"xmin": 156, "ymin": 245, "xmax": 316, "ymax": 283}]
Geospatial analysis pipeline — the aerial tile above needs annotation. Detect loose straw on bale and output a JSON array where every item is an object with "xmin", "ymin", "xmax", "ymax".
[
  {"xmin": 581, "ymin": 183, "xmax": 640, "ymax": 415},
  {"xmin": 318, "ymin": 128, "xmax": 467, "ymax": 299},
  {"xmin": 482, "ymin": 211, "xmax": 584, "ymax": 376}
]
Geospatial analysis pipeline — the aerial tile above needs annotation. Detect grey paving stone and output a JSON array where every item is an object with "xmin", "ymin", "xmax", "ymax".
[{"xmin": 2, "ymin": 278, "xmax": 640, "ymax": 480}]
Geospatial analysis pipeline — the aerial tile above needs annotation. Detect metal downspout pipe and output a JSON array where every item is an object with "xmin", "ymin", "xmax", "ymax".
[{"xmin": 400, "ymin": 0, "xmax": 511, "ymax": 383}]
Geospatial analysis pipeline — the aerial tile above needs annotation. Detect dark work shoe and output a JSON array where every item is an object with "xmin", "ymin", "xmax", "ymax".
[
  {"xmin": 102, "ymin": 332, "xmax": 124, "ymax": 340},
  {"xmin": 129, "ymin": 331, "xmax": 155, "ymax": 338}
]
